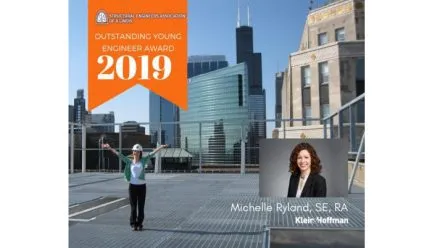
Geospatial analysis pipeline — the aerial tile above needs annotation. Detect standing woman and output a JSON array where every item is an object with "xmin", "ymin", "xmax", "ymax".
[
  {"xmin": 287, "ymin": 142, "xmax": 327, "ymax": 197},
  {"xmin": 102, "ymin": 143, "xmax": 168, "ymax": 231}
]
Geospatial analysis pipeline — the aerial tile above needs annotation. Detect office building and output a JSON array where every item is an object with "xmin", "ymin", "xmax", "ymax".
[
  {"xmin": 149, "ymin": 95, "xmax": 179, "ymax": 147},
  {"xmin": 69, "ymin": 105, "xmax": 74, "ymax": 122},
  {"xmin": 236, "ymin": 7, "xmax": 266, "ymax": 164},
  {"xmin": 281, "ymin": 0, "xmax": 365, "ymax": 138},
  {"xmin": 91, "ymin": 111, "xmax": 115, "ymax": 133},
  {"xmin": 74, "ymin": 89, "xmax": 86, "ymax": 124},
  {"xmin": 121, "ymin": 121, "xmax": 146, "ymax": 133},
  {"xmin": 179, "ymin": 63, "xmax": 249, "ymax": 166},
  {"xmin": 187, "ymin": 55, "xmax": 229, "ymax": 78},
  {"xmin": 236, "ymin": 22, "xmax": 263, "ymax": 95},
  {"xmin": 149, "ymin": 55, "xmax": 229, "ymax": 148},
  {"xmin": 275, "ymin": 72, "xmax": 284, "ymax": 128}
]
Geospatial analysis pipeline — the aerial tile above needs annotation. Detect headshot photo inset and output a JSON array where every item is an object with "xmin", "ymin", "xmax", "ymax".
[{"xmin": 259, "ymin": 139, "xmax": 349, "ymax": 198}]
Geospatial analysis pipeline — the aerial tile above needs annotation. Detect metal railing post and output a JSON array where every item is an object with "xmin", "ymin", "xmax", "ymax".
[
  {"xmin": 155, "ymin": 123, "xmax": 162, "ymax": 173},
  {"xmin": 329, "ymin": 118, "xmax": 334, "ymax": 139},
  {"xmin": 338, "ymin": 110, "xmax": 343, "ymax": 138},
  {"xmin": 81, "ymin": 124, "xmax": 86, "ymax": 173},
  {"xmin": 323, "ymin": 119, "xmax": 328, "ymax": 139},
  {"xmin": 101, "ymin": 135, "xmax": 105, "ymax": 171},
  {"xmin": 98, "ymin": 138, "xmax": 101, "ymax": 171},
  {"xmin": 199, "ymin": 122, "xmax": 202, "ymax": 174},
  {"xmin": 349, "ymin": 105, "xmax": 356, "ymax": 153},
  {"xmin": 241, "ymin": 140, "xmax": 246, "ymax": 175},
  {"xmin": 262, "ymin": 227, "xmax": 271, "ymax": 248},
  {"xmin": 119, "ymin": 124, "xmax": 122, "ymax": 173},
  {"xmin": 348, "ymin": 131, "xmax": 365, "ymax": 193},
  {"xmin": 70, "ymin": 123, "xmax": 74, "ymax": 174},
  {"xmin": 240, "ymin": 125, "xmax": 245, "ymax": 175},
  {"xmin": 283, "ymin": 120, "xmax": 286, "ymax": 139}
]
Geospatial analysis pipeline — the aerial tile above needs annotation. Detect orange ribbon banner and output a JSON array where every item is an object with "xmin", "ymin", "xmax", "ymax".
[{"xmin": 88, "ymin": 0, "xmax": 188, "ymax": 111}]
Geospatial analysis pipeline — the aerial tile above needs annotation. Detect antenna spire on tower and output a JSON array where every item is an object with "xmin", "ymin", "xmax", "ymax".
[
  {"xmin": 237, "ymin": 0, "xmax": 240, "ymax": 27},
  {"xmin": 247, "ymin": 5, "xmax": 250, "ymax": 26}
]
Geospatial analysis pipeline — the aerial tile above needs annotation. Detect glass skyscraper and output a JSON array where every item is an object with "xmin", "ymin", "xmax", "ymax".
[
  {"xmin": 74, "ymin": 89, "xmax": 86, "ymax": 124},
  {"xmin": 149, "ymin": 95, "xmax": 179, "ymax": 147},
  {"xmin": 149, "ymin": 55, "xmax": 229, "ymax": 148},
  {"xmin": 179, "ymin": 63, "xmax": 250, "ymax": 166},
  {"xmin": 187, "ymin": 55, "xmax": 229, "ymax": 78}
]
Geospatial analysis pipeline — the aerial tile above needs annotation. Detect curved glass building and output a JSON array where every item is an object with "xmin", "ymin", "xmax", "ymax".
[{"xmin": 180, "ymin": 63, "xmax": 250, "ymax": 166}]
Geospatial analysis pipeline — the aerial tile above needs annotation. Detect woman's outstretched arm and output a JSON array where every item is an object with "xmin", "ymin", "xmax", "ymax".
[
  {"xmin": 149, "ymin": 144, "xmax": 169, "ymax": 157},
  {"xmin": 102, "ymin": 143, "xmax": 130, "ymax": 164}
]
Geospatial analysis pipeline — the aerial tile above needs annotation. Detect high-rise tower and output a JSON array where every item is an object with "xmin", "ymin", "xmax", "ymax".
[{"xmin": 235, "ymin": 1, "xmax": 266, "ymax": 164}]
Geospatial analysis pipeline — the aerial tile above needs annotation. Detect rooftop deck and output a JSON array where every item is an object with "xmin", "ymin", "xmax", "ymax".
[{"xmin": 69, "ymin": 173, "xmax": 365, "ymax": 248}]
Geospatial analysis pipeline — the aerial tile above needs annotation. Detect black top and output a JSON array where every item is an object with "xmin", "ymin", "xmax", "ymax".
[{"xmin": 287, "ymin": 172, "xmax": 327, "ymax": 197}]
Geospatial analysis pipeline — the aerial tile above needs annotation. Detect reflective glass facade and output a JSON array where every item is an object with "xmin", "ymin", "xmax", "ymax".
[
  {"xmin": 180, "ymin": 63, "xmax": 250, "ymax": 166},
  {"xmin": 246, "ymin": 93, "xmax": 266, "ymax": 164},
  {"xmin": 149, "ymin": 94, "xmax": 178, "ymax": 147},
  {"xmin": 150, "ymin": 56, "xmax": 228, "ymax": 148},
  {"xmin": 187, "ymin": 56, "xmax": 229, "ymax": 78},
  {"xmin": 91, "ymin": 112, "xmax": 115, "ymax": 133},
  {"xmin": 248, "ymin": 93, "xmax": 266, "ymax": 138}
]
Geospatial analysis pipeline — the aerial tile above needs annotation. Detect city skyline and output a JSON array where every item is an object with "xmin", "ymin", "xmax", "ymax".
[{"xmin": 69, "ymin": 0, "xmax": 328, "ymax": 136}]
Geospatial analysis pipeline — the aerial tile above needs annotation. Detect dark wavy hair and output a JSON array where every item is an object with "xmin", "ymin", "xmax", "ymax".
[{"xmin": 289, "ymin": 142, "xmax": 322, "ymax": 175}]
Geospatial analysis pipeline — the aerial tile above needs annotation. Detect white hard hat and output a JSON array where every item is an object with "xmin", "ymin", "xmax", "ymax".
[{"xmin": 132, "ymin": 144, "xmax": 143, "ymax": 151}]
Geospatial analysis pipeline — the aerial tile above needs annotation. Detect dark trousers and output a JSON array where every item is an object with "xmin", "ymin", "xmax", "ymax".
[{"xmin": 129, "ymin": 183, "xmax": 146, "ymax": 227}]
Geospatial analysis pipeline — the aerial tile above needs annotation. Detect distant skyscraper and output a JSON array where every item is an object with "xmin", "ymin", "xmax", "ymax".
[
  {"xmin": 275, "ymin": 72, "xmax": 284, "ymax": 128},
  {"xmin": 149, "ymin": 95, "xmax": 179, "ymax": 147},
  {"xmin": 180, "ymin": 63, "xmax": 249, "ymax": 166},
  {"xmin": 236, "ymin": 5, "xmax": 266, "ymax": 164},
  {"xmin": 187, "ymin": 55, "xmax": 229, "ymax": 78},
  {"xmin": 236, "ymin": 16, "xmax": 263, "ymax": 95},
  {"xmin": 121, "ymin": 121, "xmax": 146, "ymax": 133},
  {"xmin": 74, "ymin": 89, "xmax": 86, "ymax": 124},
  {"xmin": 69, "ymin": 105, "xmax": 74, "ymax": 123},
  {"xmin": 149, "ymin": 55, "xmax": 228, "ymax": 148},
  {"xmin": 91, "ymin": 111, "xmax": 115, "ymax": 133}
]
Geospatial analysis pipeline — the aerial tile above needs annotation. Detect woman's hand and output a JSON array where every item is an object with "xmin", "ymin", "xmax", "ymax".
[
  {"xmin": 102, "ymin": 143, "xmax": 119, "ymax": 155},
  {"xmin": 150, "ymin": 144, "xmax": 169, "ymax": 155},
  {"xmin": 102, "ymin": 143, "xmax": 111, "ymax": 149}
]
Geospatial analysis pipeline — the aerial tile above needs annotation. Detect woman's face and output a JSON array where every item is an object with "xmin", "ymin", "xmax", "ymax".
[
  {"xmin": 133, "ymin": 150, "xmax": 140, "ymax": 157},
  {"xmin": 297, "ymin": 149, "xmax": 311, "ymax": 173}
]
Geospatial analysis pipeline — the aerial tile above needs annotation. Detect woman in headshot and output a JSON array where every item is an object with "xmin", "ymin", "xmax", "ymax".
[
  {"xmin": 102, "ymin": 142, "xmax": 168, "ymax": 231},
  {"xmin": 287, "ymin": 142, "xmax": 327, "ymax": 197}
]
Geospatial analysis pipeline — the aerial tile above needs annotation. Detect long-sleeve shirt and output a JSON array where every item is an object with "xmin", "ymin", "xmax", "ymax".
[{"xmin": 118, "ymin": 152, "xmax": 155, "ymax": 184}]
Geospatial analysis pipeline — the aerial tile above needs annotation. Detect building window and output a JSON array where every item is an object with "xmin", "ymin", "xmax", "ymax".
[
  {"xmin": 318, "ymin": 32, "xmax": 328, "ymax": 46},
  {"xmin": 319, "ymin": 62, "xmax": 329, "ymax": 85},
  {"xmin": 320, "ymin": 104, "xmax": 330, "ymax": 119},
  {"xmin": 320, "ymin": 104, "xmax": 330, "ymax": 125},
  {"xmin": 301, "ymin": 66, "xmax": 311, "ymax": 87},
  {"xmin": 304, "ymin": 105, "xmax": 312, "ymax": 126},
  {"xmin": 335, "ymin": 28, "xmax": 345, "ymax": 42}
]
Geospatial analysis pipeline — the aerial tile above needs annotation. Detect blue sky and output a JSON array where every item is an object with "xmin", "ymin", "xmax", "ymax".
[{"xmin": 69, "ymin": 0, "xmax": 326, "ymax": 135}]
